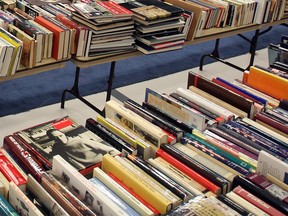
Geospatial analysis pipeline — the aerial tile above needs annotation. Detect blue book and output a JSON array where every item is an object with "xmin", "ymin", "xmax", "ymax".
[
  {"xmin": 0, "ymin": 194, "xmax": 19, "ymax": 216},
  {"xmin": 89, "ymin": 177, "xmax": 140, "ymax": 216},
  {"xmin": 215, "ymin": 77, "xmax": 268, "ymax": 107}
]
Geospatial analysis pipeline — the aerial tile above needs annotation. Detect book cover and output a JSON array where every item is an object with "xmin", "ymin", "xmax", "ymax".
[
  {"xmin": 14, "ymin": 116, "xmax": 120, "ymax": 175},
  {"xmin": 0, "ymin": 193, "xmax": 19, "ymax": 216},
  {"xmin": 217, "ymin": 195, "xmax": 252, "ymax": 216},
  {"xmin": 105, "ymin": 100, "xmax": 168, "ymax": 149},
  {"xmin": 26, "ymin": 174, "xmax": 69, "ymax": 216},
  {"xmin": 52, "ymin": 155, "xmax": 134, "ymax": 216},
  {"xmin": 127, "ymin": 154, "xmax": 194, "ymax": 202},
  {"xmin": 34, "ymin": 15, "xmax": 64, "ymax": 60},
  {"xmin": 9, "ymin": 181, "xmax": 44, "ymax": 216},
  {"xmin": 93, "ymin": 167, "xmax": 155, "ymax": 216},
  {"xmin": 101, "ymin": 154, "xmax": 173, "ymax": 215}
]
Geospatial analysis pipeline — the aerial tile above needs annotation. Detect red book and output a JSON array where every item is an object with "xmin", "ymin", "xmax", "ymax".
[
  {"xmin": 0, "ymin": 149, "xmax": 27, "ymax": 189},
  {"xmin": 34, "ymin": 16, "xmax": 65, "ymax": 60},
  {"xmin": 3, "ymin": 135, "xmax": 46, "ymax": 182},
  {"xmin": 96, "ymin": 1, "xmax": 133, "ymax": 16},
  {"xmin": 247, "ymin": 173, "xmax": 288, "ymax": 204},
  {"xmin": 107, "ymin": 172, "xmax": 160, "ymax": 215},
  {"xmin": 233, "ymin": 185, "xmax": 286, "ymax": 216},
  {"xmin": 255, "ymin": 112, "xmax": 288, "ymax": 134},
  {"xmin": 156, "ymin": 148, "xmax": 221, "ymax": 195}
]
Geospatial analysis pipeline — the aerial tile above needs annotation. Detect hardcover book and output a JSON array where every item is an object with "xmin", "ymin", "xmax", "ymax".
[{"xmin": 13, "ymin": 116, "xmax": 120, "ymax": 176}]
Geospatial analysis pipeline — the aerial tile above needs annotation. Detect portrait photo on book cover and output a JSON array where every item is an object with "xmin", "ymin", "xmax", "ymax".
[{"xmin": 19, "ymin": 117, "xmax": 119, "ymax": 170}]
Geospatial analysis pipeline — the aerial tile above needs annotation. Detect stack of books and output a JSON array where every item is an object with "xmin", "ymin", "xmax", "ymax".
[
  {"xmin": 70, "ymin": 1, "xmax": 136, "ymax": 58},
  {"xmin": 119, "ymin": 0, "xmax": 187, "ymax": 54}
]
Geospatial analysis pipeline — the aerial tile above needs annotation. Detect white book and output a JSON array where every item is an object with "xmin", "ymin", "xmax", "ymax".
[
  {"xmin": 9, "ymin": 181, "xmax": 44, "ymax": 216},
  {"xmin": 52, "ymin": 155, "xmax": 132, "ymax": 216},
  {"xmin": 256, "ymin": 150, "xmax": 288, "ymax": 184},
  {"xmin": 174, "ymin": 143, "xmax": 236, "ymax": 184},
  {"xmin": 105, "ymin": 100, "xmax": 168, "ymax": 149},
  {"xmin": 93, "ymin": 167, "xmax": 154, "ymax": 216},
  {"xmin": 226, "ymin": 191, "xmax": 269, "ymax": 216},
  {"xmin": 26, "ymin": 174, "xmax": 69, "ymax": 216},
  {"xmin": 0, "ymin": 43, "xmax": 7, "ymax": 76},
  {"xmin": 255, "ymin": 0, "xmax": 270, "ymax": 23},
  {"xmin": 176, "ymin": 87, "xmax": 236, "ymax": 121},
  {"xmin": 148, "ymin": 157, "xmax": 204, "ymax": 196}
]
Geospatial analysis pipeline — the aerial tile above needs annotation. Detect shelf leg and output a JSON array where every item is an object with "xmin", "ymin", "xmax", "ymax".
[{"xmin": 199, "ymin": 39, "xmax": 221, "ymax": 71}]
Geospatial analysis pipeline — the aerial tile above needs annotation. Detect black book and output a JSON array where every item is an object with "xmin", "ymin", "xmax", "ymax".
[
  {"xmin": 232, "ymin": 175, "xmax": 288, "ymax": 215},
  {"xmin": 142, "ymin": 101, "xmax": 194, "ymax": 133},
  {"xmin": 124, "ymin": 99, "xmax": 184, "ymax": 140},
  {"xmin": 160, "ymin": 144, "xmax": 230, "ymax": 194},
  {"xmin": 85, "ymin": 118, "xmax": 137, "ymax": 156},
  {"xmin": 126, "ymin": 154, "xmax": 194, "ymax": 202},
  {"xmin": 279, "ymin": 99, "xmax": 288, "ymax": 111},
  {"xmin": 217, "ymin": 195, "xmax": 252, "ymax": 216}
]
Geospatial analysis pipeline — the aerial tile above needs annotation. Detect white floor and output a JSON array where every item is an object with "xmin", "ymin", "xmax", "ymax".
[{"xmin": 0, "ymin": 48, "xmax": 269, "ymax": 141}]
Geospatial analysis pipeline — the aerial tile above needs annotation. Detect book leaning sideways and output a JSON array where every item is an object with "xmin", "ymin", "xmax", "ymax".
[{"xmin": 13, "ymin": 116, "xmax": 120, "ymax": 175}]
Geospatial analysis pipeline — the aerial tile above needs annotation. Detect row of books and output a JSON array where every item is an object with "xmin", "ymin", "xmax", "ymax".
[{"xmin": 0, "ymin": 66, "xmax": 287, "ymax": 214}]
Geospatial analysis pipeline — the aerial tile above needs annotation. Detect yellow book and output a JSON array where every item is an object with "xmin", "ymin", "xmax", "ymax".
[
  {"xmin": 101, "ymin": 154, "xmax": 173, "ymax": 214},
  {"xmin": 0, "ymin": 27, "xmax": 23, "ymax": 76}
]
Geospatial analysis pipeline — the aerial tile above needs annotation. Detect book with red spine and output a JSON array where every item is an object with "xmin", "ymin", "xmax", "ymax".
[
  {"xmin": 233, "ymin": 185, "xmax": 286, "ymax": 216},
  {"xmin": 3, "ymin": 135, "xmax": 46, "ymax": 182},
  {"xmin": 34, "ymin": 15, "xmax": 65, "ymax": 60},
  {"xmin": 156, "ymin": 148, "xmax": 221, "ymax": 195},
  {"xmin": 0, "ymin": 147, "xmax": 27, "ymax": 191},
  {"xmin": 107, "ymin": 172, "xmax": 160, "ymax": 215},
  {"xmin": 96, "ymin": 1, "xmax": 134, "ymax": 16}
]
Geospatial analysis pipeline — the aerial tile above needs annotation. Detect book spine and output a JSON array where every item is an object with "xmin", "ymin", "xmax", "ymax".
[
  {"xmin": 156, "ymin": 148, "xmax": 221, "ymax": 195},
  {"xmin": 217, "ymin": 195, "xmax": 252, "ymax": 216},
  {"xmin": 0, "ymin": 193, "xmax": 19, "ymax": 216},
  {"xmin": 232, "ymin": 175, "xmax": 288, "ymax": 215},
  {"xmin": 185, "ymin": 132, "xmax": 255, "ymax": 173},
  {"xmin": 124, "ymin": 99, "xmax": 184, "ymax": 140},
  {"xmin": 233, "ymin": 185, "xmax": 286, "ymax": 216},
  {"xmin": 182, "ymin": 137, "xmax": 251, "ymax": 176},
  {"xmin": 255, "ymin": 112, "xmax": 288, "ymax": 134},
  {"xmin": 40, "ymin": 173, "xmax": 87, "ymax": 216},
  {"xmin": 101, "ymin": 154, "xmax": 172, "ymax": 215},
  {"xmin": 126, "ymin": 154, "xmax": 194, "ymax": 202},
  {"xmin": 222, "ymin": 121, "xmax": 288, "ymax": 159},
  {"xmin": 85, "ymin": 118, "xmax": 137, "ymax": 156},
  {"xmin": 3, "ymin": 135, "xmax": 47, "ymax": 182},
  {"xmin": 107, "ymin": 172, "xmax": 160, "ymax": 215},
  {"xmin": 92, "ymin": 167, "xmax": 154, "ymax": 216},
  {"xmin": 142, "ymin": 101, "xmax": 194, "ymax": 133}
]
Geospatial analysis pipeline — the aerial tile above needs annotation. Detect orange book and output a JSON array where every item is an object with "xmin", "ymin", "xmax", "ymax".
[
  {"xmin": 34, "ymin": 16, "xmax": 65, "ymax": 60},
  {"xmin": 244, "ymin": 66, "xmax": 288, "ymax": 100}
]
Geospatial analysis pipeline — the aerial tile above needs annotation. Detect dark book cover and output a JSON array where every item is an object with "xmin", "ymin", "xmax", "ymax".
[
  {"xmin": 217, "ymin": 195, "xmax": 252, "ymax": 216},
  {"xmin": 13, "ymin": 116, "xmax": 120, "ymax": 176},
  {"xmin": 160, "ymin": 143, "xmax": 230, "ymax": 194}
]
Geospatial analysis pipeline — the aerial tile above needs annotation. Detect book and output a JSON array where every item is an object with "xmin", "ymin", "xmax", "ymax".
[
  {"xmin": 7, "ymin": 23, "xmax": 36, "ymax": 68},
  {"xmin": 34, "ymin": 15, "xmax": 65, "ymax": 60},
  {"xmin": 124, "ymin": 98, "xmax": 184, "ymax": 140},
  {"xmin": 89, "ymin": 177, "xmax": 140, "ymax": 216},
  {"xmin": 105, "ymin": 100, "xmax": 168, "ymax": 149},
  {"xmin": 13, "ymin": 116, "xmax": 120, "ymax": 176},
  {"xmin": 232, "ymin": 175, "xmax": 288, "ymax": 215},
  {"xmin": 160, "ymin": 143, "xmax": 230, "ymax": 194},
  {"xmin": 135, "ymin": 40, "xmax": 183, "ymax": 54},
  {"xmin": 101, "ymin": 154, "xmax": 173, "ymax": 215},
  {"xmin": 9, "ymin": 181, "xmax": 44, "ymax": 216},
  {"xmin": 0, "ymin": 27, "xmax": 23, "ymax": 76},
  {"xmin": 217, "ymin": 195, "xmax": 253, "ymax": 216},
  {"xmin": 0, "ymin": 193, "xmax": 19, "ymax": 216},
  {"xmin": 51, "ymin": 155, "xmax": 142, "ymax": 216},
  {"xmin": 256, "ymin": 150, "xmax": 288, "ymax": 184},
  {"xmin": 92, "ymin": 167, "xmax": 155, "ymax": 216},
  {"xmin": 96, "ymin": 115, "xmax": 152, "ymax": 160},
  {"xmin": 148, "ymin": 156, "xmax": 206, "ymax": 195},
  {"xmin": 144, "ymin": 88, "xmax": 207, "ymax": 131},
  {"xmin": 26, "ymin": 174, "xmax": 69, "ymax": 216},
  {"xmin": 126, "ymin": 154, "xmax": 194, "ymax": 202},
  {"xmin": 233, "ymin": 185, "xmax": 285, "ymax": 216},
  {"xmin": 226, "ymin": 191, "xmax": 269, "ymax": 216},
  {"xmin": 243, "ymin": 66, "xmax": 288, "ymax": 100},
  {"xmin": 40, "ymin": 172, "xmax": 95, "ymax": 216},
  {"xmin": 246, "ymin": 173, "xmax": 288, "ymax": 204},
  {"xmin": 85, "ymin": 117, "xmax": 138, "ymax": 156},
  {"xmin": 187, "ymin": 71, "xmax": 255, "ymax": 118}
]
